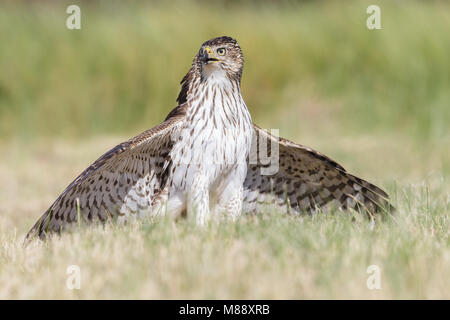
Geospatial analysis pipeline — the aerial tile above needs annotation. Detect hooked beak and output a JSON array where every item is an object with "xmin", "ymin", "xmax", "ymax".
[{"xmin": 201, "ymin": 46, "xmax": 219, "ymax": 64}]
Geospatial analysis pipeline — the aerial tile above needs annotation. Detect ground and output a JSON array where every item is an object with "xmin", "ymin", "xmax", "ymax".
[{"xmin": 0, "ymin": 134, "xmax": 448, "ymax": 299}]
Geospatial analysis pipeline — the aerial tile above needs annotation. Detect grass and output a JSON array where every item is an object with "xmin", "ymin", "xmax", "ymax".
[
  {"xmin": 2, "ymin": 195, "xmax": 449, "ymax": 299},
  {"xmin": 0, "ymin": 0, "xmax": 449, "ymax": 299}
]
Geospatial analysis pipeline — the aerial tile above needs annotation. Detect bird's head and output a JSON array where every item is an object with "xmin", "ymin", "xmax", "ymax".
[
  {"xmin": 177, "ymin": 36, "xmax": 244, "ymax": 104},
  {"xmin": 196, "ymin": 36, "xmax": 244, "ymax": 83}
]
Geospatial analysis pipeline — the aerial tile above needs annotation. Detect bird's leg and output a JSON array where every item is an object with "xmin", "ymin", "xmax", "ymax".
[
  {"xmin": 216, "ymin": 185, "xmax": 243, "ymax": 221},
  {"xmin": 215, "ymin": 166, "xmax": 246, "ymax": 220},
  {"xmin": 188, "ymin": 175, "xmax": 210, "ymax": 226}
]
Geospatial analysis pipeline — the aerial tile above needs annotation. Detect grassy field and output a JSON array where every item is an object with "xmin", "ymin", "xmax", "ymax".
[{"xmin": 0, "ymin": 0, "xmax": 449, "ymax": 299}]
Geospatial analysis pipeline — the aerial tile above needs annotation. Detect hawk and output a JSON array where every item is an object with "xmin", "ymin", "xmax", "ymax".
[{"xmin": 25, "ymin": 36, "xmax": 392, "ymax": 242}]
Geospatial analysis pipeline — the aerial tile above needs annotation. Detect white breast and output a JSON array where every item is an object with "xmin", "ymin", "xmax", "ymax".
[{"xmin": 169, "ymin": 78, "xmax": 252, "ymax": 192}]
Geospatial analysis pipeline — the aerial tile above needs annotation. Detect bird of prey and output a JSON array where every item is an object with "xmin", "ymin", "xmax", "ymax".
[{"xmin": 25, "ymin": 36, "xmax": 392, "ymax": 242}]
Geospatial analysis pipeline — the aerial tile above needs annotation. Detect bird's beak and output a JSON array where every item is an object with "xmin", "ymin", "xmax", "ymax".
[{"xmin": 201, "ymin": 46, "xmax": 219, "ymax": 64}]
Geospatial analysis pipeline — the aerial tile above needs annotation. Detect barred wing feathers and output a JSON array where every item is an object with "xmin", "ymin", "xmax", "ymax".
[
  {"xmin": 25, "ymin": 105, "xmax": 187, "ymax": 242},
  {"xmin": 26, "ymin": 115, "xmax": 391, "ymax": 243},
  {"xmin": 243, "ymin": 126, "xmax": 392, "ymax": 216}
]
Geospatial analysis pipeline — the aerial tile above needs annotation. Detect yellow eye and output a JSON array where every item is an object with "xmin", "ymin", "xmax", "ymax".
[{"xmin": 217, "ymin": 48, "xmax": 226, "ymax": 56}]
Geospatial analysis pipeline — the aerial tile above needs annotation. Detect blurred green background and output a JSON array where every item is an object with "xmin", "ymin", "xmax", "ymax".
[{"xmin": 1, "ymin": 0, "xmax": 448, "ymax": 142}]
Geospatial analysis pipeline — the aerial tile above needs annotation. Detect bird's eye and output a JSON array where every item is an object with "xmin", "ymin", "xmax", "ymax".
[{"xmin": 217, "ymin": 48, "xmax": 226, "ymax": 56}]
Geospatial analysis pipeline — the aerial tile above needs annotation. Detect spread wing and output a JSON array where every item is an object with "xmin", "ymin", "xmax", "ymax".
[
  {"xmin": 243, "ymin": 125, "xmax": 393, "ymax": 216},
  {"xmin": 25, "ymin": 105, "xmax": 187, "ymax": 243}
]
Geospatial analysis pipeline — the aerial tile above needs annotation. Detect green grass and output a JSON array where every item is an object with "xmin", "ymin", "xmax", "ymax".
[
  {"xmin": 0, "ymin": 0, "xmax": 449, "ymax": 299},
  {"xmin": 0, "ymin": 134, "xmax": 447, "ymax": 299}
]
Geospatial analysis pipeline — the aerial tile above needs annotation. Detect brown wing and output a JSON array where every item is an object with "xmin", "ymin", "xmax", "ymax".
[
  {"xmin": 25, "ymin": 105, "xmax": 187, "ymax": 243},
  {"xmin": 243, "ymin": 125, "xmax": 393, "ymax": 216}
]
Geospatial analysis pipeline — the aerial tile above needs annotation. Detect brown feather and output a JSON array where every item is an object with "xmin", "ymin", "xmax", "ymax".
[
  {"xmin": 243, "ymin": 126, "xmax": 393, "ymax": 216},
  {"xmin": 24, "ymin": 105, "xmax": 187, "ymax": 243}
]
